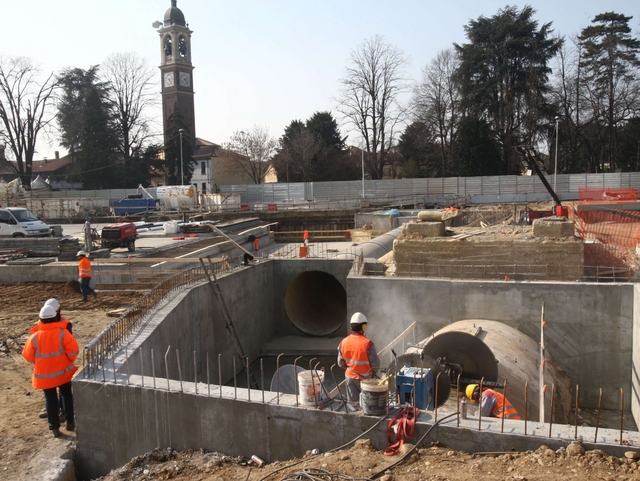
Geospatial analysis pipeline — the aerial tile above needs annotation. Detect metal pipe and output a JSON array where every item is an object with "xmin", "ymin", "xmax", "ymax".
[
  {"xmin": 620, "ymin": 388, "xmax": 624, "ymax": 445},
  {"xmin": 595, "ymin": 388, "xmax": 603, "ymax": 443},
  {"xmin": 165, "ymin": 346, "xmax": 171, "ymax": 392},
  {"xmin": 176, "ymin": 349, "xmax": 183, "ymax": 392},
  {"xmin": 276, "ymin": 353, "xmax": 284, "ymax": 405}
]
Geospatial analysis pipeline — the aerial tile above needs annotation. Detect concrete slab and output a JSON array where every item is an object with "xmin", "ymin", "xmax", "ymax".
[
  {"xmin": 532, "ymin": 217, "xmax": 576, "ymax": 237},
  {"xmin": 261, "ymin": 336, "xmax": 342, "ymax": 356},
  {"xmin": 403, "ymin": 221, "xmax": 445, "ymax": 237}
]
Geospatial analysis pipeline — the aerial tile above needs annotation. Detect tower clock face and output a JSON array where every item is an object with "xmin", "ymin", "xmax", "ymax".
[
  {"xmin": 179, "ymin": 72, "xmax": 191, "ymax": 87},
  {"xmin": 164, "ymin": 72, "xmax": 175, "ymax": 88}
]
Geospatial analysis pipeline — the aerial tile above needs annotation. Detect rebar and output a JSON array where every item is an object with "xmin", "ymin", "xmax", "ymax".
[
  {"xmin": 151, "ymin": 348, "xmax": 156, "ymax": 389},
  {"xmin": 309, "ymin": 358, "xmax": 318, "ymax": 408},
  {"xmin": 218, "ymin": 353, "xmax": 222, "ymax": 398},
  {"xmin": 206, "ymin": 352, "xmax": 210, "ymax": 397},
  {"xmin": 501, "ymin": 379, "xmax": 507, "ymax": 434},
  {"xmin": 261, "ymin": 358, "xmax": 265, "ymax": 404},
  {"xmin": 435, "ymin": 371, "xmax": 441, "ymax": 422},
  {"xmin": 574, "ymin": 384, "xmax": 580, "ymax": 440},
  {"xmin": 140, "ymin": 348, "xmax": 144, "ymax": 387},
  {"xmin": 276, "ymin": 353, "xmax": 284, "ymax": 405},
  {"xmin": 176, "ymin": 349, "xmax": 183, "ymax": 393},
  {"xmin": 294, "ymin": 356, "xmax": 303, "ymax": 406},
  {"xmin": 233, "ymin": 356, "xmax": 237, "ymax": 400},
  {"xmin": 330, "ymin": 364, "xmax": 348, "ymax": 414},
  {"xmin": 478, "ymin": 377, "xmax": 484, "ymax": 431},
  {"xmin": 193, "ymin": 351, "xmax": 197, "ymax": 394},
  {"xmin": 620, "ymin": 388, "xmax": 624, "ymax": 445},
  {"xmin": 456, "ymin": 374, "xmax": 461, "ymax": 427},
  {"xmin": 524, "ymin": 381, "xmax": 528, "ymax": 435},
  {"xmin": 165, "ymin": 346, "xmax": 171, "ymax": 392},
  {"xmin": 548, "ymin": 383, "xmax": 555, "ymax": 438},
  {"xmin": 246, "ymin": 357, "xmax": 251, "ymax": 402},
  {"xmin": 125, "ymin": 347, "xmax": 130, "ymax": 385},
  {"xmin": 595, "ymin": 388, "xmax": 603, "ymax": 443}
]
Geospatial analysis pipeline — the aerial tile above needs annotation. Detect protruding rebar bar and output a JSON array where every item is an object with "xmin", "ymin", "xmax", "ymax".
[
  {"xmin": 206, "ymin": 352, "xmax": 210, "ymax": 397},
  {"xmin": 140, "ymin": 348, "xmax": 144, "ymax": 387},
  {"xmin": 165, "ymin": 346, "xmax": 171, "ymax": 391},
  {"xmin": 548, "ymin": 383, "xmax": 555, "ymax": 438},
  {"xmin": 478, "ymin": 377, "xmax": 484, "ymax": 431},
  {"xmin": 574, "ymin": 384, "xmax": 580, "ymax": 439},
  {"xmin": 261, "ymin": 358, "xmax": 265, "ymax": 404},
  {"xmin": 276, "ymin": 353, "xmax": 284, "ymax": 405},
  {"xmin": 151, "ymin": 348, "xmax": 156, "ymax": 389},
  {"xmin": 330, "ymin": 364, "xmax": 348, "ymax": 414},
  {"xmin": 246, "ymin": 357, "xmax": 251, "ymax": 402},
  {"xmin": 435, "ymin": 371, "xmax": 441, "ymax": 422},
  {"xmin": 233, "ymin": 356, "xmax": 237, "ymax": 400},
  {"xmin": 294, "ymin": 356, "xmax": 303, "ymax": 406},
  {"xmin": 524, "ymin": 381, "xmax": 528, "ymax": 435},
  {"xmin": 218, "ymin": 353, "xmax": 222, "ymax": 398},
  {"xmin": 309, "ymin": 358, "xmax": 318, "ymax": 408},
  {"xmin": 620, "ymin": 387, "xmax": 624, "ymax": 445},
  {"xmin": 125, "ymin": 347, "xmax": 130, "ymax": 385},
  {"xmin": 501, "ymin": 379, "xmax": 507, "ymax": 434},
  {"xmin": 176, "ymin": 349, "xmax": 183, "ymax": 393},
  {"xmin": 456, "ymin": 374, "xmax": 461, "ymax": 427},
  {"xmin": 595, "ymin": 388, "xmax": 603, "ymax": 443}
]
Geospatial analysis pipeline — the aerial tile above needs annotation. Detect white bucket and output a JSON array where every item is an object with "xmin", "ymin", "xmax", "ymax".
[
  {"xmin": 297, "ymin": 370, "xmax": 325, "ymax": 406},
  {"xmin": 360, "ymin": 379, "xmax": 388, "ymax": 415}
]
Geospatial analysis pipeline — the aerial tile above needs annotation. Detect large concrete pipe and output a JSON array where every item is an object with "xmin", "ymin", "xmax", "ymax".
[
  {"xmin": 284, "ymin": 271, "xmax": 347, "ymax": 336},
  {"xmin": 336, "ymin": 226, "xmax": 403, "ymax": 260},
  {"xmin": 414, "ymin": 320, "xmax": 571, "ymax": 423}
]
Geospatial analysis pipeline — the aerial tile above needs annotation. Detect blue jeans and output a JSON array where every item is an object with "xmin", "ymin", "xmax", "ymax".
[
  {"xmin": 80, "ymin": 277, "xmax": 95, "ymax": 300},
  {"xmin": 44, "ymin": 382, "xmax": 73, "ymax": 431}
]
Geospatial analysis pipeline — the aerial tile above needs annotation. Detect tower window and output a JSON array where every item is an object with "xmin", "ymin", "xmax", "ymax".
[
  {"xmin": 178, "ymin": 36, "xmax": 188, "ymax": 57},
  {"xmin": 164, "ymin": 36, "xmax": 172, "ymax": 57},
  {"xmin": 201, "ymin": 161, "xmax": 206, "ymax": 175}
]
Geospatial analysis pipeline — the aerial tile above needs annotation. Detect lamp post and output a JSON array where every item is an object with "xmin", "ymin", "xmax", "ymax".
[
  {"xmin": 179, "ymin": 128, "xmax": 185, "ymax": 186},
  {"xmin": 553, "ymin": 116, "xmax": 559, "ymax": 196}
]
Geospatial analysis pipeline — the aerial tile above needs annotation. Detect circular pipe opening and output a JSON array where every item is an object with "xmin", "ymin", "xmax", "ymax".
[{"xmin": 284, "ymin": 271, "xmax": 346, "ymax": 336}]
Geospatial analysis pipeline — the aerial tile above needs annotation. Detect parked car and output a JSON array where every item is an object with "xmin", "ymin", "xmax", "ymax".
[{"xmin": 0, "ymin": 207, "xmax": 52, "ymax": 237}]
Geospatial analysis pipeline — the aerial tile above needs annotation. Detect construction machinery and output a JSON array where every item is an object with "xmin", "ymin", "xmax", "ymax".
[{"xmin": 100, "ymin": 222, "xmax": 137, "ymax": 252}]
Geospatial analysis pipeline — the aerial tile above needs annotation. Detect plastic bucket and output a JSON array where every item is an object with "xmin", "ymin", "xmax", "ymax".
[
  {"xmin": 299, "ymin": 245, "xmax": 308, "ymax": 258},
  {"xmin": 297, "ymin": 370, "xmax": 325, "ymax": 406},
  {"xmin": 555, "ymin": 205, "xmax": 563, "ymax": 217},
  {"xmin": 360, "ymin": 379, "xmax": 388, "ymax": 415}
]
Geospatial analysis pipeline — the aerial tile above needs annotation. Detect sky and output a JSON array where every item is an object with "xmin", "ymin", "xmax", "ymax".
[{"xmin": 4, "ymin": 0, "xmax": 639, "ymax": 160}]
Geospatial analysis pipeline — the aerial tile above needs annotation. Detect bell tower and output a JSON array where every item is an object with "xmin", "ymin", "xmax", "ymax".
[{"xmin": 157, "ymin": 0, "xmax": 196, "ymax": 150}]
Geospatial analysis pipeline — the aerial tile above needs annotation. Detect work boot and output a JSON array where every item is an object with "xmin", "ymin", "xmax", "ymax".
[
  {"xmin": 59, "ymin": 412, "xmax": 66, "ymax": 423},
  {"xmin": 65, "ymin": 421, "xmax": 75, "ymax": 432},
  {"xmin": 92, "ymin": 291, "xmax": 98, "ymax": 298},
  {"xmin": 51, "ymin": 428, "xmax": 61, "ymax": 438},
  {"xmin": 38, "ymin": 407, "xmax": 47, "ymax": 419},
  {"xmin": 80, "ymin": 298, "xmax": 87, "ymax": 303}
]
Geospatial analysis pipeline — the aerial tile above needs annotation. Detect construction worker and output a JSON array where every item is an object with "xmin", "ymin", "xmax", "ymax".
[
  {"xmin": 36, "ymin": 299, "xmax": 73, "ymax": 421},
  {"xmin": 338, "ymin": 312, "xmax": 380, "ymax": 404},
  {"xmin": 303, "ymin": 230, "xmax": 309, "ymax": 246},
  {"xmin": 22, "ymin": 305, "xmax": 78, "ymax": 438},
  {"xmin": 77, "ymin": 250, "xmax": 97, "ymax": 302},
  {"xmin": 465, "ymin": 384, "xmax": 521, "ymax": 420}
]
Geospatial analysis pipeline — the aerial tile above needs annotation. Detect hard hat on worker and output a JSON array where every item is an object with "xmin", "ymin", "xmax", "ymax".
[
  {"xmin": 350, "ymin": 312, "xmax": 368, "ymax": 324},
  {"xmin": 39, "ymin": 305, "xmax": 57, "ymax": 320},
  {"xmin": 76, "ymin": 250, "xmax": 86, "ymax": 257},
  {"xmin": 466, "ymin": 384, "xmax": 479, "ymax": 401},
  {"xmin": 44, "ymin": 298, "xmax": 60, "ymax": 311}
]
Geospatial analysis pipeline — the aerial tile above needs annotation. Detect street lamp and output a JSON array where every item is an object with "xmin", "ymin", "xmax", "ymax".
[
  {"xmin": 553, "ymin": 116, "xmax": 559, "ymax": 196},
  {"xmin": 179, "ymin": 128, "xmax": 185, "ymax": 186},
  {"xmin": 361, "ymin": 142, "xmax": 365, "ymax": 198}
]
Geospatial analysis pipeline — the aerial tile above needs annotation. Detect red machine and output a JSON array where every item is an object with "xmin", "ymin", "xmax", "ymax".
[{"xmin": 101, "ymin": 223, "xmax": 137, "ymax": 252}]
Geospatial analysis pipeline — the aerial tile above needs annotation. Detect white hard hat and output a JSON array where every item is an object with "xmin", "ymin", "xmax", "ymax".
[
  {"xmin": 45, "ymin": 298, "xmax": 60, "ymax": 311},
  {"xmin": 76, "ymin": 250, "xmax": 86, "ymax": 257},
  {"xmin": 39, "ymin": 305, "xmax": 57, "ymax": 320},
  {"xmin": 350, "ymin": 312, "xmax": 368, "ymax": 324}
]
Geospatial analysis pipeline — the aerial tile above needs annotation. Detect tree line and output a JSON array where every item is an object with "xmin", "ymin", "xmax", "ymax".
[{"xmin": 0, "ymin": 7, "xmax": 638, "ymax": 189}]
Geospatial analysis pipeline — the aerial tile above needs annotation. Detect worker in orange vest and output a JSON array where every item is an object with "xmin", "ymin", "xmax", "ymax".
[
  {"xmin": 77, "ymin": 250, "xmax": 97, "ymax": 302},
  {"xmin": 466, "ymin": 384, "xmax": 521, "ymax": 420},
  {"xmin": 303, "ymin": 229, "xmax": 309, "ymax": 246},
  {"xmin": 338, "ymin": 312, "xmax": 380, "ymax": 404},
  {"xmin": 36, "ymin": 299, "xmax": 73, "ymax": 421},
  {"xmin": 22, "ymin": 305, "xmax": 79, "ymax": 437}
]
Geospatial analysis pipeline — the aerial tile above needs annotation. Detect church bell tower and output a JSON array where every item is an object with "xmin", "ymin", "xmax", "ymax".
[{"xmin": 157, "ymin": 1, "xmax": 196, "ymax": 150}]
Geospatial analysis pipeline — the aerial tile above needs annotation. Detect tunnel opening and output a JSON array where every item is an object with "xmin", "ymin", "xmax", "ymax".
[{"xmin": 284, "ymin": 270, "xmax": 347, "ymax": 336}]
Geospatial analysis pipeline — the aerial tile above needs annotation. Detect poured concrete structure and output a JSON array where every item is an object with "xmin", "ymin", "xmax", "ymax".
[{"xmin": 73, "ymin": 258, "xmax": 640, "ymax": 479}]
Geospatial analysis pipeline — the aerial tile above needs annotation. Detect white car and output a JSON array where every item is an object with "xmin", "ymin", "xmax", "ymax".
[{"xmin": 0, "ymin": 207, "xmax": 51, "ymax": 237}]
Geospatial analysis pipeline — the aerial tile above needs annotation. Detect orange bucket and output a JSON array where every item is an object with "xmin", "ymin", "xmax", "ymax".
[{"xmin": 299, "ymin": 245, "xmax": 308, "ymax": 258}]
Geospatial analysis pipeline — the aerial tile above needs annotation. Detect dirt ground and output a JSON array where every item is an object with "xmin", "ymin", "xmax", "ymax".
[
  {"xmin": 0, "ymin": 281, "xmax": 139, "ymax": 481},
  {"xmin": 2, "ymin": 281, "xmax": 640, "ymax": 481}
]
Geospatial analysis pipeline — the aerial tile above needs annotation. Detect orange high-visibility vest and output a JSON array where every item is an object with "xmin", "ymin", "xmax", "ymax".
[
  {"xmin": 339, "ymin": 333, "xmax": 374, "ymax": 380},
  {"xmin": 22, "ymin": 321, "xmax": 79, "ymax": 390},
  {"xmin": 78, "ymin": 257, "xmax": 92, "ymax": 278},
  {"xmin": 486, "ymin": 389, "xmax": 520, "ymax": 419}
]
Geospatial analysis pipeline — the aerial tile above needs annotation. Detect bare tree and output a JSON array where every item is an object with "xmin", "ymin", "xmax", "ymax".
[
  {"xmin": 337, "ymin": 35, "xmax": 409, "ymax": 179},
  {"xmin": 412, "ymin": 48, "xmax": 461, "ymax": 176},
  {"xmin": 0, "ymin": 57, "xmax": 58, "ymax": 183},
  {"xmin": 224, "ymin": 126, "xmax": 277, "ymax": 184},
  {"xmin": 101, "ymin": 52, "xmax": 157, "ymax": 162}
]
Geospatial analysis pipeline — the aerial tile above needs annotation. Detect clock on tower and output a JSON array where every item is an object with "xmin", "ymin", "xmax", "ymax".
[{"xmin": 156, "ymin": 0, "xmax": 196, "ymax": 151}]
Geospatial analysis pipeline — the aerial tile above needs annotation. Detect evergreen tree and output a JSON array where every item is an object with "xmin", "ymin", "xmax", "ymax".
[{"xmin": 452, "ymin": 117, "xmax": 502, "ymax": 177}]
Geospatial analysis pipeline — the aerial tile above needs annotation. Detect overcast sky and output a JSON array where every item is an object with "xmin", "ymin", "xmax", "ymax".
[{"xmin": 4, "ymin": 0, "xmax": 639, "ymax": 160}]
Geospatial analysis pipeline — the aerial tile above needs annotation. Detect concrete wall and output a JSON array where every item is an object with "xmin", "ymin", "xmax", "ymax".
[
  {"xmin": 347, "ymin": 276, "xmax": 634, "ymax": 410},
  {"xmin": 0, "ymin": 264, "xmax": 77, "ymax": 284},
  {"xmin": 633, "ymin": 284, "xmax": 640, "ymax": 424}
]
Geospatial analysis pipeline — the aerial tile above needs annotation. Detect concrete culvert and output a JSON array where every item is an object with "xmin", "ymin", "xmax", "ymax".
[{"xmin": 284, "ymin": 271, "xmax": 346, "ymax": 336}]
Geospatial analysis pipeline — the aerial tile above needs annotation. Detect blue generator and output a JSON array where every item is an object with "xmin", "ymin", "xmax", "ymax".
[{"xmin": 396, "ymin": 366, "xmax": 436, "ymax": 410}]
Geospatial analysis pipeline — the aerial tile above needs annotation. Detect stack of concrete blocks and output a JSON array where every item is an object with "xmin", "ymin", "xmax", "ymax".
[
  {"xmin": 0, "ymin": 238, "xmax": 59, "ymax": 257},
  {"xmin": 401, "ymin": 209, "xmax": 460, "ymax": 237},
  {"xmin": 58, "ymin": 238, "xmax": 82, "ymax": 261},
  {"xmin": 531, "ymin": 216, "xmax": 576, "ymax": 238}
]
